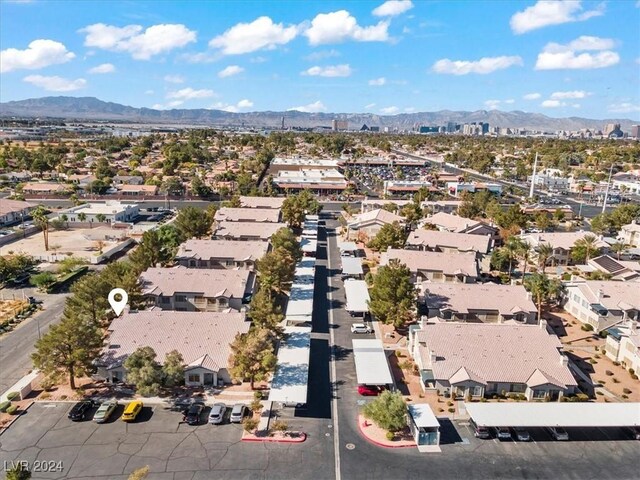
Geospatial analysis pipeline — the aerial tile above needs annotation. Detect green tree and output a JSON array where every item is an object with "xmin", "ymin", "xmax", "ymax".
[
  {"xmin": 369, "ymin": 260, "xmax": 416, "ymax": 328},
  {"xmin": 362, "ymin": 390, "xmax": 407, "ymax": 432},
  {"xmin": 534, "ymin": 212, "xmax": 552, "ymax": 232},
  {"xmin": 572, "ymin": 234, "xmax": 601, "ymax": 263},
  {"xmin": 367, "ymin": 222, "xmax": 406, "ymax": 252},
  {"xmin": 524, "ymin": 273, "xmax": 563, "ymax": 323},
  {"xmin": 95, "ymin": 213, "xmax": 107, "ymax": 223},
  {"xmin": 123, "ymin": 346, "xmax": 163, "ymax": 396},
  {"xmin": 269, "ymin": 227, "xmax": 302, "ymax": 263},
  {"xmin": 223, "ymin": 195, "xmax": 242, "ymax": 208},
  {"xmin": 610, "ymin": 242, "xmax": 628, "ymax": 260},
  {"xmin": 248, "ymin": 286, "xmax": 284, "ymax": 333},
  {"xmin": 32, "ymin": 205, "xmax": 50, "ymax": 251},
  {"xmin": 30, "ymin": 271, "xmax": 56, "ymax": 291},
  {"xmin": 228, "ymin": 328, "xmax": 277, "ymax": 389},
  {"xmin": 77, "ymin": 212, "xmax": 87, "ymax": 223},
  {"xmin": 400, "ymin": 202, "xmax": 423, "ymax": 227},
  {"xmin": 589, "ymin": 214, "xmax": 611, "ymax": 235},
  {"xmin": 190, "ymin": 176, "xmax": 212, "ymax": 197},
  {"xmin": 281, "ymin": 190, "xmax": 321, "ymax": 228},
  {"xmin": 162, "ymin": 350, "xmax": 185, "ymax": 387},
  {"xmin": 163, "ymin": 177, "xmax": 185, "ymax": 196},
  {"xmin": 256, "ymin": 248, "xmax": 295, "ymax": 296},
  {"xmin": 32, "ymin": 315, "xmax": 103, "ymax": 389},
  {"xmin": 496, "ymin": 236, "xmax": 525, "ymax": 280},
  {"xmin": 174, "ymin": 206, "xmax": 213, "ymax": 240},
  {"xmin": 608, "ymin": 204, "xmax": 640, "ymax": 230},
  {"xmin": 536, "ymin": 242, "xmax": 554, "ymax": 269},
  {"xmin": 553, "ymin": 208, "xmax": 566, "ymax": 223},
  {"xmin": 129, "ymin": 226, "xmax": 179, "ymax": 271},
  {"xmin": 5, "ymin": 463, "xmax": 31, "ymax": 480}
]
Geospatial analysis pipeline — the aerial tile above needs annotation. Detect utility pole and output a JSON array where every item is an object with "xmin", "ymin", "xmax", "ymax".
[
  {"xmin": 601, "ymin": 162, "xmax": 614, "ymax": 214},
  {"xmin": 529, "ymin": 152, "xmax": 538, "ymax": 199}
]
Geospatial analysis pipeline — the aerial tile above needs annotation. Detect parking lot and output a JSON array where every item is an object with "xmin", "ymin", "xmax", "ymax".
[{"xmin": 0, "ymin": 402, "xmax": 334, "ymax": 479}]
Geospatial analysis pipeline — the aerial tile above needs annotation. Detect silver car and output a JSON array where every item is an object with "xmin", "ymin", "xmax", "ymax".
[
  {"xmin": 229, "ymin": 404, "xmax": 247, "ymax": 423},
  {"xmin": 93, "ymin": 400, "xmax": 118, "ymax": 423},
  {"xmin": 209, "ymin": 403, "xmax": 226, "ymax": 424}
]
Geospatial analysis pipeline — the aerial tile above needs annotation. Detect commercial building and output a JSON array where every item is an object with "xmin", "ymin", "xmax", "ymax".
[
  {"xmin": 175, "ymin": 239, "xmax": 268, "ymax": 270},
  {"xmin": 66, "ymin": 201, "xmax": 139, "ymax": 223},
  {"xmin": 447, "ymin": 182, "xmax": 502, "ymax": 197},
  {"xmin": 273, "ymin": 169, "xmax": 348, "ymax": 194},
  {"xmin": 383, "ymin": 180, "xmax": 432, "ymax": 196},
  {"xmin": 269, "ymin": 157, "xmax": 341, "ymax": 173}
]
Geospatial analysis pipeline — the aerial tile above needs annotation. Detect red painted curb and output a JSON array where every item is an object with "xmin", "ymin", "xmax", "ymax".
[
  {"xmin": 242, "ymin": 433, "xmax": 307, "ymax": 443},
  {"xmin": 358, "ymin": 418, "xmax": 415, "ymax": 449}
]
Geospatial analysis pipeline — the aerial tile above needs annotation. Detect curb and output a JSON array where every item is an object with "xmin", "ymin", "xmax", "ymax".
[
  {"xmin": 357, "ymin": 419, "xmax": 415, "ymax": 449},
  {"xmin": 242, "ymin": 432, "xmax": 307, "ymax": 443}
]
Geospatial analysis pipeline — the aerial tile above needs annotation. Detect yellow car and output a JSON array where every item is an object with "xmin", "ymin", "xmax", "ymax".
[{"xmin": 121, "ymin": 401, "xmax": 143, "ymax": 422}]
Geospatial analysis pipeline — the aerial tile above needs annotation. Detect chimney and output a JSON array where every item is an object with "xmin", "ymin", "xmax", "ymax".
[
  {"xmin": 560, "ymin": 355, "xmax": 569, "ymax": 367},
  {"xmin": 429, "ymin": 350, "xmax": 437, "ymax": 366},
  {"xmin": 597, "ymin": 289, "xmax": 604, "ymax": 303},
  {"xmin": 539, "ymin": 319, "xmax": 548, "ymax": 331}
]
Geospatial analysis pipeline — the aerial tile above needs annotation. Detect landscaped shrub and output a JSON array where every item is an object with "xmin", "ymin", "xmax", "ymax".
[
  {"xmin": 613, "ymin": 361, "xmax": 620, "ymax": 366},
  {"xmin": 623, "ymin": 388, "xmax": 632, "ymax": 394},
  {"xmin": 253, "ymin": 391, "xmax": 263, "ymax": 400},
  {"xmin": 447, "ymin": 407, "xmax": 455, "ymax": 413},
  {"xmin": 589, "ymin": 359, "xmax": 597, "ymax": 364},
  {"xmin": 612, "ymin": 378, "xmax": 620, "ymax": 383},
  {"xmin": 243, "ymin": 417, "xmax": 258, "ymax": 432},
  {"xmin": 0, "ymin": 401, "xmax": 10, "ymax": 412},
  {"xmin": 622, "ymin": 394, "xmax": 629, "ymax": 399},
  {"xmin": 271, "ymin": 420, "xmax": 288, "ymax": 431},
  {"xmin": 40, "ymin": 393, "xmax": 51, "ymax": 400},
  {"xmin": 632, "ymin": 374, "xmax": 639, "ymax": 380},
  {"xmin": 40, "ymin": 377, "xmax": 55, "ymax": 391},
  {"xmin": 6, "ymin": 405, "xmax": 18, "ymax": 415},
  {"xmin": 575, "ymin": 393, "xmax": 589, "ymax": 402},
  {"xmin": 60, "ymin": 395, "xmax": 68, "ymax": 400},
  {"xmin": 6, "ymin": 392, "xmax": 19, "ymax": 401},
  {"xmin": 605, "ymin": 370, "xmax": 614, "ymax": 376},
  {"xmin": 598, "ymin": 330, "xmax": 608, "ymax": 338},
  {"xmin": 250, "ymin": 399, "xmax": 262, "ymax": 413},
  {"xmin": 385, "ymin": 431, "xmax": 395, "ymax": 441},
  {"xmin": 629, "ymin": 368, "xmax": 635, "ymax": 375},
  {"xmin": 581, "ymin": 324, "xmax": 594, "ymax": 332}
]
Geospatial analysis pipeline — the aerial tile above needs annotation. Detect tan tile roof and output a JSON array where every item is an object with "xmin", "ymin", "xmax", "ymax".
[
  {"xmin": 101, "ymin": 310, "xmax": 249, "ymax": 370},
  {"xmin": 415, "ymin": 323, "xmax": 576, "ymax": 388},
  {"xmin": 140, "ymin": 266, "xmax": 252, "ymax": 299},
  {"xmin": 406, "ymin": 230, "xmax": 491, "ymax": 253},
  {"xmin": 348, "ymin": 208, "xmax": 405, "ymax": 228},
  {"xmin": 382, "ymin": 248, "xmax": 479, "ymax": 277},
  {"xmin": 424, "ymin": 212, "xmax": 482, "ymax": 232},
  {"xmin": 212, "ymin": 221, "xmax": 287, "ymax": 240},
  {"xmin": 176, "ymin": 239, "xmax": 268, "ymax": 262},
  {"xmin": 521, "ymin": 232, "xmax": 607, "ymax": 250},
  {"xmin": 215, "ymin": 207, "xmax": 281, "ymax": 223},
  {"xmin": 23, "ymin": 182, "xmax": 66, "ymax": 192},
  {"xmin": 239, "ymin": 196, "xmax": 285, "ymax": 209},
  {"xmin": 118, "ymin": 184, "xmax": 158, "ymax": 194},
  {"xmin": 421, "ymin": 283, "xmax": 536, "ymax": 315},
  {"xmin": 569, "ymin": 281, "xmax": 640, "ymax": 310},
  {"xmin": 0, "ymin": 199, "xmax": 34, "ymax": 216}
]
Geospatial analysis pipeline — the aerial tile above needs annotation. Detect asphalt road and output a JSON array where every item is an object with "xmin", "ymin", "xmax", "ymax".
[{"xmin": 0, "ymin": 288, "xmax": 68, "ymax": 394}]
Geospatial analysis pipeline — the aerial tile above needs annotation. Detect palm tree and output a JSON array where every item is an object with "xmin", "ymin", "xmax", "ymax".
[
  {"xmin": 499, "ymin": 236, "xmax": 525, "ymax": 280},
  {"xmin": 32, "ymin": 205, "xmax": 50, "ymax": 251},
  {"xmin": 573, "ymin": 234, "xmax": 600, "ymax": 263},
  {"xmin": 610, "ymin": 242, "xmax": 628, "ymax": 260},
  {"xmin": 96, "ymin": 213, "xmax": 107, "ymax": 223},
  {"xmin": 524, "ymin": 273, "xmax": 563, "ymax": 323},
  {"xmin": 537, "ymin": 243, "xmax": 554, "ymax": 271},
  {"xmin": 77, "ymin": 212, "xmax": 87, "ymax": 223},
  {"xmin": 518, "ymin": 241, "xmax": 532, "ymax": 278}
]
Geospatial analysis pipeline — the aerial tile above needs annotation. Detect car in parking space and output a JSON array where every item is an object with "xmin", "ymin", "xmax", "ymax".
[
  {"xmin": 357, "ymin": 384, "xmax": 385, "ymax": 396},
  {"xmin": 121, "ymin": 400, "xmax": 143, "ymax": 422},
  {"xmin": 93, "ymin": 400, "xmax": 118, "ymax": 423},
  {"xmin": 208, "ymin": 403, "xmax": 226, "ymax": 425},
  {"xmin": 350, "ymin": 323, "xmax": 372, "ymax": 334},
  {"xmin": 513, "ymin": 427, "xmax": 531, "ymax": 441},
  {"xmin": 68, "ymin": 400, "xmax": 94, "ymax": 421},
  {"xmin": 494, "ymin": 427, "xmax": 512, "ymax": 440},
  {"xmin": 229, "ymin": 403, "xmax": 248, "ymax": 423},
  {"xmin": 470, "ymin": 419, "xmax": 491, "ymax": 439},
  {"xmin": 184, "ymin": 402, "xmax": 205, "ymax": 425},
  {"xmin": 547, "ymin": 426, "xmax": 569, "ymax": 441}
]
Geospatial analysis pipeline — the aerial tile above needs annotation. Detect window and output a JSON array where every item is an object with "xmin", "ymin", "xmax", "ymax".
[
  {"xmin": 218, "ymin": 298, "xmax": 227, "ymax": 307},
  {"xmin": 472, "ymin": 386, "xmax": 483, "ymax": 396},
  {"xmin": 432, "ymin": 272, "xmax": 443, "ymax": 280},
  {"xmin": 187, "ymin": 374, "xmax": 199, "ymax": 383},
  {"xmin": 510, "ymin": 383, "xmax": 526, "ymax": 393},
  {"xmin": 160, "ymin": 296, "xmax": 171, "ymax": 304},
  {"xmin": 226, "ymin": 260, "xmax": 234, "ymax": 266},
  {"xmin": 532, "ymin": 389, "xmax": 546, "ymax": 399},
  {"xmin": 175, "ymin": 295, "xmax": 187, "ymax": 302}
]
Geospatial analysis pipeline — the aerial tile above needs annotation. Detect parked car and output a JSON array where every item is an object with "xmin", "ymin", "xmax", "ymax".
[
  {"xmin": 93, "ymin": 400, "xmax": 118, "ymax": 423},
  {"xmin": 184, "ymin": 402, "xmax": 205, "ymax": 425},
  {"xmin": 121, "ymin": 401, "xmax": 143, "ymax": 422},
  {"xmin": 68, "ymin": 400, "xmax": 94, "ymax": 421},
  {"xmin": 547, "ymin": 426, "xmax": 569, "ymax": 441},
  {"xmin": 208, "ymin": 403, "xmax": 226, "ymax": 425},
  {"xmin": 513, "ymin": 427, "xmax": 530, "ymax": 441},
  {"xmin": 494, "ymin": 427, "xmax": 512, "ymax": 440},
  {"xmin": 27, "ymin": 296, "xmax": 43, "ymax": 305},
  {"xmin": 350, "ymin": 323, "xmax": 372, "ymax": 334},
  {"xmin": 625, "ymin": 426, "xmax": 640, "ymax": 440},
  {"xmin": 470, "ymin": 419, "xmax": 491, "ymax": 439},
  {"xmin": 229, "ymin": 404, "xmax": 248, "ymax": 423},
  {"xmin": 357, "ymin": 384, "xmax": 384, "ymax": 396}
]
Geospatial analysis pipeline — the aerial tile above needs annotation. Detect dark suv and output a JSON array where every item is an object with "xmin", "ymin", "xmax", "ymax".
[
  {"xmin": 68, "ymin": 400, "xmax": 94, "ymax": 421},
  {"xmin": 184, "ymin": 402, "xmax": 205, "ymax": 425}
]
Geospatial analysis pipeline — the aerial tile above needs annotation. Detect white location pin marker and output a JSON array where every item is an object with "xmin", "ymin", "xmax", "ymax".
[{"xmin": 108, "ymin": 288, "xmax": 128, "ymax": 316}]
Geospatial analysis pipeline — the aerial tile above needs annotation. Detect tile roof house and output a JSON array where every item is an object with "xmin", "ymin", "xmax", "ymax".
[
  {"xmin": 212, "ymin": 221, "xmax": 287, "ymax": 241},
  {"xmin": 421, "ymin": 283, "xmax": 537, "ymax": 324},
  {"xmin": 239, "ymin": 196, "xmax": 286, "ymax": 209},
  {"xmin": 408, "ymin": 321, "xmax": 577, "ymax": 400},
  {"xmin": 381, "ymin": 248, "xmax": 479, "ymax": 283},
  {"xmin": 112, "ymin": 175, "xmax": 144, "ymax": 185},
  {"xmin": 604, "ymin": 322, "xmax": 640, "ymax": 373},
  {"xmin": 520, "ymin": 231, "xmax": 608, "ymax": 266},
  {"xmin": 175, "ymin": 239, "xmax": 269, "ymax": 270},
  {"xmin": 117, "ymin": 184, "xmax": 159, "ymax": 196},
  {"xmin": 405, "ymin": 229, "xmax": 492, "ymax": 255},
  {"xmin": 22, "ymin": 182, "xmax": 67, "ymax": 195},
  {"xmin": 562, "ymin": 280, "xmax": 640, "ymax": 332},
  {"xmin": 422, "ymin": 212, "xmax": 499, "ymax": 242},
  {"xmin": 214, "ymin": 207, "xmax": 281, "ymax": 223},
  {"xmin": 139, "ymin": 266, "xmax": 254, "ymax": 312},
  {"xmin": 587, "ymin": 255, "xmax": 640, "ymax": 281},
  {"xmin": 97, "ymin": 310, "xmax": 250, "ymax": 386},
  {"xmin": 346, "ymin": 208, "xmax": 405, "ymax": 241},
  {"xmin": 619, "ymin": 221, "xmax": 640, "ymax": 248},
  {"xmin": 0, "ymin": 199, "xmax": 34, "ymax": 226}
]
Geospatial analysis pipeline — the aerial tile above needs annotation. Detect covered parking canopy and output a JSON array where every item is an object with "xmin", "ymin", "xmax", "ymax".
[
  {"xmin": 341, "ymin": 257, "xmax": 364, "ymax": 277},
  {"xmin": 352, "ymin": 339, "xmax": 394, "ymax": 386},
  {"xmin": 268, "ymin": 326, "xmax": 311, "ymax": 406},
  {"xmin": 465, "ymin": 402, "xmax": 640, "ymax": 428},
  {"xmin": 344, "ymin": 279, "xmax": 370, "ymax": 313}
]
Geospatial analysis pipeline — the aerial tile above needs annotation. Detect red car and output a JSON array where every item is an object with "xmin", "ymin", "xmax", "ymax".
[{"xmin": 358, "ymin": 385, "xmax": 384, "ymax": 396}]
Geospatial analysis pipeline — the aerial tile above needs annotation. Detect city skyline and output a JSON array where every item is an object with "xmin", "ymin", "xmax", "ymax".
[{"xmin": 1, "ymin": 0, "xmax": 639, "ymax": 119}]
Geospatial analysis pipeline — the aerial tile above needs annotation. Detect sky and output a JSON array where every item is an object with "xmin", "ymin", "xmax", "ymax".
[{"xmin": 0, "ymin": 0, "xmax": 639, "ymax": 119}]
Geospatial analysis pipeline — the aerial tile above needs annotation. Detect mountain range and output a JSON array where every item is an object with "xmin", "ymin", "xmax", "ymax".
[{"xmin": 0, "ymin": 96, "xmax": 637, "ymax": 132}]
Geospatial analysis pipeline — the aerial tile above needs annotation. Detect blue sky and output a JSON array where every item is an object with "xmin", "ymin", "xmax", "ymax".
[{"xmin": 1, "ymin": 0, "xmax": 639, "ymax": 119}]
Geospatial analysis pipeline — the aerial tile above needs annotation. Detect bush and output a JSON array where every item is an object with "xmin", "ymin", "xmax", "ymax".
[
  {"xmin": 395, "ymin": 350, "xmax": 404, "ymax": 358},
  {"xmin": 605, "ymin": 370, "xmax": 613, "ymax": 376},
  {"xmin": 438, "ymin": 408, "xmax": 444, "ymax": 413},
  {"xmin": 623, "ymin": 388, "xmax": 632, "ymax": 394},
  {"xmin": 40, "ymin": 393, "xmax": 51, "ymax": 400},
  {"xmin": 629, "ymin": 368, "xmax": 635, "ymax": 375},
  {"xmin": 385, "ymin": 431, "xmax": 395, "ymax": 441},
  {"xmin": 612, "ymin": 378, "xmax": 620, "ymax": 383},
  {"xmin": 447, "ymin": 407, "xmax": 455, "ymax": 413},
  {"xmin": 589, "ymin": 359, "xmax": 597, "ymax": 364},
  {"xmin": 6, "ymin": 392, "xmax": 19, "ymax": 401},
  {"xmin": 243, "ymin": 417, "xmax": 258, "ymax": 432},
  {"xmin": 250, "ymin": 399, "xmax": 262, "ymax": 413},
  {"xmin": 632, "ymin": 374, "xmax": 639, "ymax": 380},
  {"xmin": 398, "ymin": 360, "xmax": 413, "ymax": 370},
  {"xmin": 0, "ymin": 401, "xmax": 11, "ymax": 412},
  {"xmin": 598, "ymin": 330, "xmax": 608, "ymax": 338},
  {"xmin": 581, "ymin": 324, "xmax": 594, "ymax": 332},
  {"xmin": 40, "ymin": 377, "xmax": 55, "ymax": 391},
  {"xmin": 253, "ymin": 390, "xmax": 263, "ymax": 400},
  {"xmin": 613, "ymin": 361, "xmax": 620, "ymax": 366},
  {"xmin": 447, "ymin": 401, "xmax": 453, "ymax": 407},
  {"xmin": 60, "ymin": 395, "xmax": 68, "ymax": 400},
  {"xmin": 271, "ymin": 420, "xmax": 288, "ymax": 432},
  {"xmin": 6, "ymin": 405, "xmax": 19, "ymax": 415}
]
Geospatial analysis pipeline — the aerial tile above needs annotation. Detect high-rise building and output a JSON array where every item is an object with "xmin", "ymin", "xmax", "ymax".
[
  {"xmin": 604, "ymin": 123, "xmax": 621, "ymax": 136},
  {"xmin": 332, "ymin": 119, "xmax": 348, "ymax": 131},
  {"xmin": 631, "ymin": 125, "xmax": 640, "ymax": 139},
  {"xmin": 446, "ymin": 121, "xmax": 456, "ymax": 133}
]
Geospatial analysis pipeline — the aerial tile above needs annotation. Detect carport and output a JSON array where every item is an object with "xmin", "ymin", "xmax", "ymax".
[
  {"xmin": 352, "ymin": 339, "xmax": 394, "ymax": 387},
  {"xmin": 268, "ymin": 326, "xmax": 311, "ymax": 407},
  {"xmin": 344, "ymin": 279, "xmax": 370, "ymax": 316},
  {"xmin": 408, "ymin": 404, "xmax": 441, "ymax": 449},
  {"xmin": 341, "ymin": 256, "xmax": 364, "ymax": 279},
  {"xmin": 465, "ymin": 402, "xmax": 640, "ymax": 427}
]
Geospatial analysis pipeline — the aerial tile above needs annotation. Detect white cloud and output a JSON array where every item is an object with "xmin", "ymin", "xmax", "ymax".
[
  {"xmin": 380, "ymin": 106, "xmax": 400, "ymax": 114},
  {"xmin": 372, "ymin": 0, "xmax": 414, "ymax": 17},
  {"xmin": 504, "ymin": 99, "xmax": 515, "ymax": 104},
  {"xmin": 523, "ymin": 92, "xmax": 542, "ymax": 100},
  {"xmin": 510, "ymin": 0, "xmax": 605, "ymax": 34},
  {"xmin": 250, "ymin": 56, "xmax": 268, "ymax": 63},
  {"xmin": 608, "ymin": 102, "xmax": 640, "ymax": 113},
  {"xmin": 535, "ymin": 36, "xmax": 619, "ymax": 70},
  {"xmin": 180, "ymin": 52, "xmax": 219, "ymax": 63},
  {"xmin": 303, "ymin": 49, "xmax": 340, "ymax": 61},
  {"xmin": 364, "ymin": 103, "xmax": 376, "ymax": 110},
  {"xmin": 1, "ymin": 39, "xmax": 75, "ymax": 73},
  {"xmin": 237, "ymin": 99, "xmax": 254, "ymax": 108},
  {"xmin": 541, "ymin": 99, "xmax": 565, "ymax": 108},
  {"xmin": 287, "ymin": 100, "xmax": 327, "ymax": 113},
  {"xmin": 550, "ymin": 90, "xmax": 591, "ymax": 99},
  {"xmin": 88, "ymin": 63, "xmax": 115, "ymax": 74},
  {"xmin": 484, "ymin": 100, "xmax": 502, "ymax": 110},
  {"xmin": 166, "ymin": 87, "xmax": 215, "ymax": 100},
  {"xmin": 23, "ymin": 75, "xmax": 86, "ymax": 92},
  {"xmin": 218, "ymin": 65, "xmax": 244, "ymax": 78},
  {"xmin": 369, "ymin": 77, "xmax": 386, "ymax": 86},
  {"xmin": 164, "ymin": 74, "xmax": 185, "ymax": 83},
  {"xmin": 432, "ymin": 55, "xmax": 523, "ymax": 75},
  {"xmin": 153, "ymin": 100, "xmax": 184, "ymax": 110},
  {"xmin": 302, "ymin": 64, "xmax": 352, "ymax": 77},
  {"xmin": 144, "ymin": 89, "xmax": 154, "ymax": 95},
  {"xmin": 212, "ymin": 99, "xmax": 254, "ymax": 112},
  {"xmin": 79, "ymin": 23, "xmax": 196, "ymax": 60},
  {"xmin": 304, "ymin": 10, "xmax": 389, "ymax": 45},
  {"xmin": 209, "ymin": 16, "xmax": 298, "ymax": 55}
]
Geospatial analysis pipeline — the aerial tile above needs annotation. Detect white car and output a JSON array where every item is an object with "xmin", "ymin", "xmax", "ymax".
[
  {"xmin": 350, "ymin": 323, "xmax": 372, "ymax": 334},
  {"xmin": 208, "ymin": 403, "xmax": 226, "ymax": 424}
]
